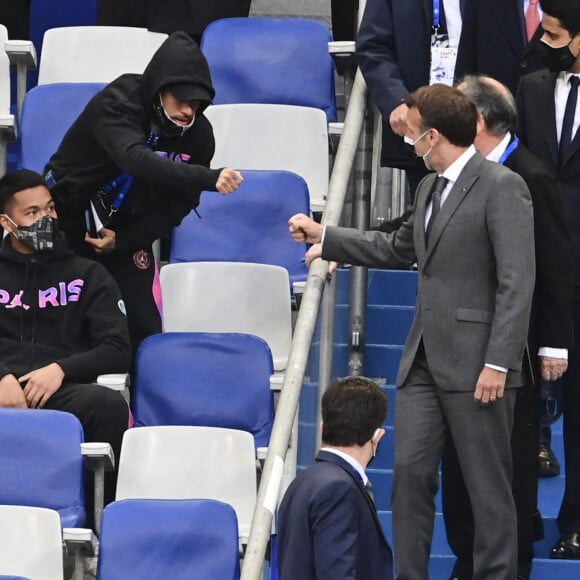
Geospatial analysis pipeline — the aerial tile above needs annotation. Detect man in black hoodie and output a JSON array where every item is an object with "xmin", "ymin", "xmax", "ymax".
[
  {"xmin": 0, "ymin": 169, "xmax": 132, "ymax": 511},
  {"xmin": 44, "ymin": 31, "xmax": 243, "ymax": 358}
]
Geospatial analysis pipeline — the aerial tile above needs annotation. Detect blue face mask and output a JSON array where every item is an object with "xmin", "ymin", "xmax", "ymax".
[{"xmin": 4, "ymin": 214, "xmax": 59, "ymax": 253}]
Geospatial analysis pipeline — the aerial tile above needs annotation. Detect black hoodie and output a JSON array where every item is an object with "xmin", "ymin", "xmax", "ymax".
[
  {"xmin": 0, "ymin": 235, "xmax": 131, "ymax": 383},
  {"xmin": 45, "ymin": 32, "xmax": 222, "ymax": 252}
]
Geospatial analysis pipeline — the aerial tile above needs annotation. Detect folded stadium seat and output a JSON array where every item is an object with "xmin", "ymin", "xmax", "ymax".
[
  {"xmin": 0, "ymin": 29, "xmax": 16, "ymax": 177},
  {"xmin": 96, "ymin": 498, "xmax": 240, "ymax": 580},
  {"xmin": 170, "ymin": 169, "xmax": 310, "ymax": 285},
  {"xmin": 0, "ymin": 506, "xmax": 63, "ymax": 580},
  {"xmin": 201, "ymin": 17, "xmax": 337, "ymax": 123},
  {"xmin": 133, "ymin": 332, "xmax": 275, "ymax": 453},
  {"xmin": 116, "ymin": 426, "xmax": 257, "ymax": 544},
  {"xmin": 37, "ymin": 26, "xmax": 167, "ymax": 85},
  {"xmin": 204, "ymin": 104, "xmax": 329, "ymax": 213},
  {"xmin": 159, "ymin": 261, "xmax": 292, "ymax": 374},
  {"xmin": 19, "ymin": 82, "xmax": 105, "ymax": 172}
]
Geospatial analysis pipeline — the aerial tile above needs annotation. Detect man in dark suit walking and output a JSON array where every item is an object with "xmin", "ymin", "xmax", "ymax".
[
  {"xmin": 276, "ymin": 376, "xmax": 393, "ymax": 580},
  {"xmin": 442, "ymin": 74, "xmax": 574, "ymax": 580},
  {"xmin": 517, "ymin": 0, "xmax": 580, "ymax": 559},
  {"xmin": 289, "ymin": 84, "xmax": 535, "ymax": 580}
]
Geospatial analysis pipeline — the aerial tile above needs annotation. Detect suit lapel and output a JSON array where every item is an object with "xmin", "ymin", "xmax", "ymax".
[
  {"xmin": 422, "ymin": 0, "xmax": 431, "ymax": 31},
  {"xmin": 423, "ymin": 154, "xmax": 483, "ymax": 264},
  {"xmin": 538, "ymin": 72, "xmax": 560, "ymax": 168},
  {"xmin": 562, "ymin": 116, "xmax": 580, "ymax": 168},
  {"xmin": 415, "ymin": 173, "xmax": 437, "ymax": 257},
  {"xmin": 316, "ymin": 451, "xmax": 388, "ymax": 546}
]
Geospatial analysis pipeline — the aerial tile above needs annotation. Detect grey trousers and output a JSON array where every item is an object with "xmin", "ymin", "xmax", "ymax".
[{"xmin": 392, "ymin": 349, "xmax": 517, "ymax": 580}]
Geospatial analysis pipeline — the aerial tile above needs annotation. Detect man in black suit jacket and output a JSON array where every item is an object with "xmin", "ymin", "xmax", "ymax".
[
  {"xmin": 277, "ymin": 377, "xmax": 393, "ymax": 580},
  {"xmin": 455, "ymin": 0, "xmax": 545, "ymax": 94},
  {"xmin": 442, "ymin": 74, "xmax": 574, "ymax": 580},
  {"xmin": 517, "ymin": 0, "xmax": 580, "ymax": 560}
]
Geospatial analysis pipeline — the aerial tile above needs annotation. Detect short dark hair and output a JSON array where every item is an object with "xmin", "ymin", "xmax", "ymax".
[
  {"xmin": 405, "ymin": 84, "xmax": 478, "ymax": 147},
  {"xmin": 321, "ymin": 377, "xmax": 388, "ymax": 447},
  {"xmin": 541, "ymin": 0, "xmax": 580, "ymax": 36},
  {"xmin": 458, "ymin": 75, "xmax": 517, "ymax": 136},
  {"xmin": 0, "ymin": 169, "xmax": 48, "ymax": 212}
]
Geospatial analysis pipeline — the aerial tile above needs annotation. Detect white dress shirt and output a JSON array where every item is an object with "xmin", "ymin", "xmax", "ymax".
[
  {"xmin": 486, "ymin": 132, "xmax": 568, "ymax": 361},
  {"xmin": 321, "ymin": 447, "xmax": 368, "ymax": 485},
  {"xmin": 424, "ymin": 144, "xmax": 476, "ymax": 227},
  {"xmin": 555, "ymin": 71, "xmax": 580, "ymax": 144},
  {"xmin": 443, "ymin": 0, "xmax": 463, "ymax": 47}
]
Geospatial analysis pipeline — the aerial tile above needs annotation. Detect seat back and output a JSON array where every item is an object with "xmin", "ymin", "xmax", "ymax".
[
  {"xmin": 201, "ymin": 17, "xmax": 337, "ymax": 122},
  {"xmin": 19, "ymin": 82, "xmax": 105, "ymax": 172},
  {"xmin": 133, "ymin": 332, "xmax": 275, "ymax": 448},
  {"xmin": 97, "ymin": 498, "xmax": 239, "ymax": 580},
  {"xmin": 160, "ymin": 262, "xmax": 292, "ymax": 371},
  {"xmin": 0, "ymin": 505, "xmax": 63, "ymax": 580},
  {"xmin": 0, "ymin": 409, "xmax": 85, "ymax": 528},
  {"xmin": 116, "ymin": 426, "xmax": 257, "ymax": 540},
  {"xmin": 38, "ymin": 26, "xmax": 167, "ymax": 85},
  {"xmin": 29, "ymin": 0, "xmax": 98, "ymax": 62},
  {"xmin": 205, "ymin": 103, "xmax": 329, "ymax": 206},
  {"xmin": 170, "ymin": 169, "xmax": 309, "ymax": 284}
]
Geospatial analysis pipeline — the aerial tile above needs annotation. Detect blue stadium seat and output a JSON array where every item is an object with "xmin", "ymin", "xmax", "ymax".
[
  {"xmin": 0, "ymin": 409, "xmax": 85, "ymax": 528},
  {"xmin": 170, "ymin": 169, "xmax": 310, "ymax": 285},
  {"xmin": 19, "ymin": 82, "xmax": 105, "ymax": 172},
  {"xmin": 97, "ymin": 498, "xmax": 240, "ymax": 580},
  {"xmin": 201, "ymin": 17, "xmax": 337, "ymax": 122},
  {"xmin": 133, "ymin": 332, "xmax": 275, "ymax": 450}
]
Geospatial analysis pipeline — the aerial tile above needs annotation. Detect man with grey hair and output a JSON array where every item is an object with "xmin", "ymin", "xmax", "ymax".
[{"xmin": 442, "ymin": 74, "xmax": 574, "ymax": 580}]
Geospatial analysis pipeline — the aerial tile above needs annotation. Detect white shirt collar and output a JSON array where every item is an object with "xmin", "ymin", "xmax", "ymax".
[
  {"xmin": 320, "ymin": 447, "xmax": 368, "ymax": 485},
  {"xmin": 486, "ymin": 132, "xmax": 512, "ymax": 163},
  {"xmin": 441, "ymin": 144, "xmax": 477, "ymax": 183}
]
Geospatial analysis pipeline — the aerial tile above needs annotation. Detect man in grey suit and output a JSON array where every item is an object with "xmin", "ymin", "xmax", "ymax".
[{"xmin": 288, "ymin": 84, "xmax": 536, "ymax": 580}]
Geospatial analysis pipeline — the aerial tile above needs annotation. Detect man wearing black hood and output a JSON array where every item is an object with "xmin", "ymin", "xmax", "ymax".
[
  {"xmin": 0, "ymin": 169, "xmax": 131, "ymax": 513},
  {"xmin": 44, "ymin": 31, "xmax": 243, "ymax": 358}
]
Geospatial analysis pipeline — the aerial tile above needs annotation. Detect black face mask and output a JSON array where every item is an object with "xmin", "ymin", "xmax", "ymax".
[
  {"xmin": 538, "ymin": 39, "xmax": 578, "ymax": 73},
  {"xmin": 8, "ymin": 215, "xmax": 59, "ymax": 253}
]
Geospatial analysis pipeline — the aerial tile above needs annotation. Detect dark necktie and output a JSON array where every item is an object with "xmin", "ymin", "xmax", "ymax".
[
  {"xmin": 365, "ymin": 479, "xmax": 375, "ymax": 504},
  {"xmin": 426, "ymin": 175, "xmax": 449, "ymax": 245},
  {"xmin": 560, "ymin": 76, "xmax": 580, "ymax": 166}
]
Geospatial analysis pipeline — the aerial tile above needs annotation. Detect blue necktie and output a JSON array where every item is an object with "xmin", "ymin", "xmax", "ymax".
[{"xmin": 560, "ymin": 76, "xmax": 580, "ymax": 165}]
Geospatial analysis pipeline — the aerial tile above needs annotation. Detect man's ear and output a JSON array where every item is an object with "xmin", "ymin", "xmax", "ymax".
[
  {"xmin": 476, "ymin": 113, "xmax": 486, "ymax": 136},
  {"xmin": 372, "ymin": 427, "xmax": 386, "ymax": 446},
  {"xmin": 0, "ymin": 214, "xmax": 16, "ymax": 235}
]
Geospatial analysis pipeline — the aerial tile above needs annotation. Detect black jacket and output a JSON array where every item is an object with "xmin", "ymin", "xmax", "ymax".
[
  {"xmin": 46, "ymin": 31, "xmax": 222, "ymax": 252},
  {"xmin": 0, "ymin": 235, "xmax": 131, "ymax": 382}
]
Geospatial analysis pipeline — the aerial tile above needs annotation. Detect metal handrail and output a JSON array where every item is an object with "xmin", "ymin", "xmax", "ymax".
[{"xmin": 240, "ymin": 67, "xmax": 369, "ymax": 580}]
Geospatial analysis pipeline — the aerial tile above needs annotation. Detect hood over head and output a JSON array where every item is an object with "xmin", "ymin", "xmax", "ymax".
[{"xmin": 141, "ymin": 31, "xmax": 215, "ymax": 113}]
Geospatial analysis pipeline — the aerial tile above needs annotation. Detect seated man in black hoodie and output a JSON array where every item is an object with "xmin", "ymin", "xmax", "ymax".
[
  {"xmin": 0, "ymin": 169, "xmax": 132, "ymax": 513},
  {"xmin": 44, "ymin": 31, "xmax": 243, "ymax": 359}
]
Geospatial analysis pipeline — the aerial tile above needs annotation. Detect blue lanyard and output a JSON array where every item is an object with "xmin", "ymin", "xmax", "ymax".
[
  {"xmin": 101, "ymin": 131, "xmax": 160, "ymax": 216},
  {"xmin": 498, "ymin": 135, "xmax": 520, "ymax": 165},
  {"xmin": 433, "ymin": 0, "xmax": 441, "ymax": 28}
]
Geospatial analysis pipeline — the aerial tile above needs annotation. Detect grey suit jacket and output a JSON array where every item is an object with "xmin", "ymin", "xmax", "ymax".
[{"xmin": 323, "ymin": 152, "xmax": 535, "ymax": 392}]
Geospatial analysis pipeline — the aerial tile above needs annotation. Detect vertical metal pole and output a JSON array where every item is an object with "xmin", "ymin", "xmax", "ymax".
[
  {"xmin": 347, "ymin": 102, "xmax": 373, "ymax": 377},
  {"xmin": 315, "ymin": 273, "xmax": 337, "ymax": 451},
  {"xmin": 16, "ymin": 64, "xmax": 27, "ymax": 124}
]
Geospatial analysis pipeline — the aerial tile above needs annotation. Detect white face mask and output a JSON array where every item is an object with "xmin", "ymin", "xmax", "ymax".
[
  {"xmin": 422, "ymin": 147, "xmax": 434, "ymax": 171},
  {"xmin": 404, "ymin": 129, "xmax": 433, "ymax": 170},
  {"xmin": 159, "ymin": 95, "xmax": 196, "ymax": 131}
]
